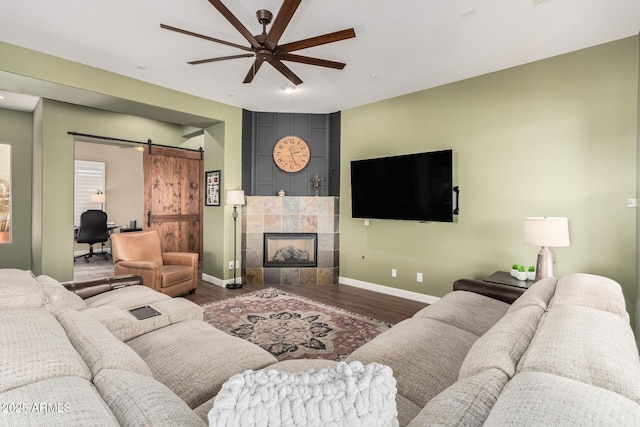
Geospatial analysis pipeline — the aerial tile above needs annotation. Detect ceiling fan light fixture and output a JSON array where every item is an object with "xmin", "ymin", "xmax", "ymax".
[{"xmin": 282, "ymin": 85, "xmax": 298, "ymax": 93}]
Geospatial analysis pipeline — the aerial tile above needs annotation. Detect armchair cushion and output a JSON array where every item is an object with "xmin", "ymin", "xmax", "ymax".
[
  {"xmin": 112, "ymin": 231, "xmax": 163, "ymax": 264},
  {"xmin": 161, "ymin": 265, "xmax": 194, "ymax": 289}
]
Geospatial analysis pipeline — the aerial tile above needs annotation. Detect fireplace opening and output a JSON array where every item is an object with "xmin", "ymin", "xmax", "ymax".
[{"xmin": 264, "ymin": 233, "xmax": 318, "ymax": 268}]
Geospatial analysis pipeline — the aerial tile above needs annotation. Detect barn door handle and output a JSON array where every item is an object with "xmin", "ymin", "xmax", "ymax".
[{"xmin": 147, "ymin": 211, "xmax": 151, "ymax": 228}]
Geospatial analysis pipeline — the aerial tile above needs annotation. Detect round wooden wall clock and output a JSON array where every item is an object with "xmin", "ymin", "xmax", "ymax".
[{"xmin": 273, "ymin": 136, "xmax": 310, "ymax": 172}]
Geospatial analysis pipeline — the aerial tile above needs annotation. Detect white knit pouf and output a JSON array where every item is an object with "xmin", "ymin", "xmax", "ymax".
[{"xmin": 209, "ymin": 361, "xmax": 398, "ymax": 427}]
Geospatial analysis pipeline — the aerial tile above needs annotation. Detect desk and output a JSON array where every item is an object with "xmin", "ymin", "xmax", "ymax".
[
  {"xmin": 119, "ymin": 227, "xmax": 143, "ymax": 233},
  {"xmin": 74, "ymin": 225, "xmax": 121, "ymax": 240}
]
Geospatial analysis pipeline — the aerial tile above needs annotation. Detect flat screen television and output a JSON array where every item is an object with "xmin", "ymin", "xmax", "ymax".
[{"xmin": 350, "ymin": 149, "xmax": 456, "ymax": 222}]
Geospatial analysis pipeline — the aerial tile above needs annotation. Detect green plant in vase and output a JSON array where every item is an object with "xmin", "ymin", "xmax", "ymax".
[
  {"xmin": 515, "ymin": 265, "xmax": 527, "ymax": 281},
  {"xmin": 511, "ymin": 263, "xmax": 519, "ymax": 278},
  {"xmin": 527, "ymin": 266, "xmax": 536, "ymax": 281}
]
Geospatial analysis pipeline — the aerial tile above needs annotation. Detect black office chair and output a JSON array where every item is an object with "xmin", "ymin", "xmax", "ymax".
[{"xmin": 74, "ymin": 210, "xmax": 110, "ymax": 262}]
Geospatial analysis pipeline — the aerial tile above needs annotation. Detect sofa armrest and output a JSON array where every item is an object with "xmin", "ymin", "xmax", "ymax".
[
  {"xmin": 452, "ymin": 279, "xmax": 525, "ymax": 304},
  {"xmin": 63, "ymin": 274, "xmax": 143, "ymax": 299},
  {"xmin": 162, "ymin": 252, "xmax": 198, "ymax": 266}
]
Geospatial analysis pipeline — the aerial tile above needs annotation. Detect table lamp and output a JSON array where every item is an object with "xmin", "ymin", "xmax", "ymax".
[
  {"xmin": 524, "ymin": 217, "xmax": 570, "ymax": 280},
  {"xmin": 226, "ymin": 190, "xmax": 245, "ymax": 289},
  {"xmin": 91, "ymin": 189, "xmax": 105, "ymax": 211}
]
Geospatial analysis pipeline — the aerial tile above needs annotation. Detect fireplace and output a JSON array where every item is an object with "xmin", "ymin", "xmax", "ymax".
[
  {"xmin": 242, "ymin": 196, "xmax": 339, "ymax": 285},
  {"xmin": 264, "ymin": 233, "xmax": 317, "ymax": 268}
]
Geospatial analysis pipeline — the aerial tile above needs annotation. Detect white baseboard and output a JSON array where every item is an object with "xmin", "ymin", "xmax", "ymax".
[
  {"xmin": 339, "ymin": 276, "xmax": 441, "ymax": 304},
  {"xmin": 202, "ymin": 273, "xmax": 241, "ymax": 288},
  {"xmin": 202, "ymin": 272, "xmax": 440, "ymax": 304}
]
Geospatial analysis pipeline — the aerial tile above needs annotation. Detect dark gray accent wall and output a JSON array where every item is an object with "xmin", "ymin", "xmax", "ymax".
[
  {"xmin": 242, "ymin": 110, "xmax": 340, "ymax": 197},
  {"xmin": 328, "ymin": 112, "xmax": 341, "ymax": 196}
]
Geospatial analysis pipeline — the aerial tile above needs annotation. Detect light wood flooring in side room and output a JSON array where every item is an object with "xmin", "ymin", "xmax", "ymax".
[{"xmin": 73, "ymin": 258, "xmax": 428, "ymax": 325}]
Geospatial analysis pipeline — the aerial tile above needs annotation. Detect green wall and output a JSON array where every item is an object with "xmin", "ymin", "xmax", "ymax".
[
  {"xmin": 0, "ymin": 41, "xmax": 243, "ymax": 283},
  {"xmin": 0, "ymin": 109, "xmax": 32, "ymax": 269},
  {"xmin": 341, "ymin": 37, "xmax": 638, "ymax": 330}
]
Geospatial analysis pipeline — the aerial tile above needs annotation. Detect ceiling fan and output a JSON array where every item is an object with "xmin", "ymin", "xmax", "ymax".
[{"xmin": 160, "ymin": 0, "xmax": 356, "ymax": 86}]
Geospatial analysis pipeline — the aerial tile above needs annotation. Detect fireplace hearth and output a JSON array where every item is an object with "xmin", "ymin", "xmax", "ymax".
[{"xmin": 264, "ymin": 233, "xmax": 317, "ymax": 268}]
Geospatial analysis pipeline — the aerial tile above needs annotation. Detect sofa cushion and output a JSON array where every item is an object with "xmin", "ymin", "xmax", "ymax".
[
  {"xmin": 266, "ymin": 358, "xmax": 339, "ymax": 372},
  {"xmin": 0, "ymin": 309, "xmax": 90, "ymax": 392},
  {"xmin": 81, "ymin": 297, "xmax": 203, "ymax": 342},
  {"xmin": 507, "ymin": 277, "xmax": 557, "ymax": 313},
  {"xmin": 548, "ymin": 273, "xmax": 629, "ymax": 320},
  {"xmin": 81, "ymin": 305, "xmax": 171, "ymax": 342},
  {"xmin": 0, "ymin": 269, "xmax": 46, "ymax": 309},
  {"xmin": 209, "ymin": 361, "xmax": 397, "ymax": 427},
  {"xmin": 409, "ymin": 368, "xmax": 508, "ymax": 427},
  {"xmin": 36, "ymin": 274, "xmax": 87, "ymax": 312},
  {"xmin": 83, "ymin": 284, "xmax": 170, "ymax": 309},
  {"xmin": 412, "ymin": 291, "xmax": 509, "ymax": 337},
  {"xmin": 346, "ymin": 317, "xmax": 478, "ymax": 408},
  {"xmin": 518, "ymin": 304, "xmax": 640, "ymax": 403},
  {"xmin": 484, "ymin": 372, "xmax": 640, "ymax": 426},
  {"xmin": 93, "ymin": 369, "xmax": 206, "ymax": 427},
  {"xmin": 55, "ymin": 308, "xmax": 153, "ymax": 378},
  {"xmin": 459, "ymin": 305, "xmax": 544, "ymax": 380},
  {"xmin": 0, "ymin": 376, "xmax": 119, "ymax": 426},
  {"xmin": 153, "ymin": 297, "xmax": 204, "ymax": 322},
  {"xmin": 126, "ymin": 320, "xmax": 278, "ymax": 409}
]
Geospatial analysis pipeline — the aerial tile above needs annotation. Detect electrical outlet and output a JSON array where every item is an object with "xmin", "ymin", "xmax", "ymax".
[
  {"xmin": 417, "ymin": 272, "xmax": 423, "ymax": 283},
  {"xmin": 228, "ymin": 261, "xmax": 234, "ymax": 269},
  {"xmin": 391, "ymin": 268, "xmax": 397, "ymax": 278}
]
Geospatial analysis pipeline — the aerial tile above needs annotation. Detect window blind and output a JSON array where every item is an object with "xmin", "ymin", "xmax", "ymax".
[{"xmin": 74, "ymin": 160, "xmax": 105, "ymax": 226}]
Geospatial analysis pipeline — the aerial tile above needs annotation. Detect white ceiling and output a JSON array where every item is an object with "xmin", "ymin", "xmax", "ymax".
[{"xmin": 0, "ymin": 0, "xmax": 639, "ymax": 115}]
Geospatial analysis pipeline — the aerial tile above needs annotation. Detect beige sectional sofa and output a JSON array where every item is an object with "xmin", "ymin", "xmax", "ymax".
[{"xmin": 1, "ymin": 268, "xmax": 639, "ymax": 426}]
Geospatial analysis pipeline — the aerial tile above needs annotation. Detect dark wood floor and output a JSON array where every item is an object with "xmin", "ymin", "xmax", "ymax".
[{"xmin": 184, "ymin": 275, "xmax": 428, "ymax": 325}]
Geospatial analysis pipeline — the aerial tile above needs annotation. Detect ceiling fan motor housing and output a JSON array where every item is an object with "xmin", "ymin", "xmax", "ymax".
[{"xmin": 256, "ymin": 9, "xmax": 273, "ymax": 26}]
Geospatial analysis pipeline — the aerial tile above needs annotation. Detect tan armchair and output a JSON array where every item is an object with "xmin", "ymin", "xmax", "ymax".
[{"xmin": 110, "ymin": 230, "xmax": 199, "ymax": 297}]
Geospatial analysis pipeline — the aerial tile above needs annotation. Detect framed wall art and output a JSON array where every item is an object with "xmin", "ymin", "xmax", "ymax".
[
  {"xmin": 205, "ymin": 170, "xmax": 221, "ymax": 206},
  {"xmin": 0, "ymin": 143, "xmax": 11, "ymax": 243}
]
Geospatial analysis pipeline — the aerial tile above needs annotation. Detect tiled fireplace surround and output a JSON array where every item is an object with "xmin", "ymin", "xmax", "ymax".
[{"xmin": 241, "ymin": 197, "xmax": 339, "ymax": 285}]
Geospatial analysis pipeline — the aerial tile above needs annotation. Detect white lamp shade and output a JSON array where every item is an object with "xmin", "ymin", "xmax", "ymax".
[
  {"xmin": 524, "ymin": 217, "xmax": 570, "ymax": 247},
  {"xmin": 226, "ymin": 190, "xmax": 245, "ymax": 206},
  {"xmin": 91, "ymin": 193, "xmax": 105, "ymax": 203}
]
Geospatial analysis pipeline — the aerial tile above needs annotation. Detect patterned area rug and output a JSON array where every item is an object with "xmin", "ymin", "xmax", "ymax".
[{"xmin": 202, "ymin": 288, "xmax": 392, "ymax": 361}]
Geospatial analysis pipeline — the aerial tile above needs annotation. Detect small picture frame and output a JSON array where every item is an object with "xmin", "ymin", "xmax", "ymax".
[{"xmin": 205, "ymin": 170, "xmax": 221, "ymax": 206}]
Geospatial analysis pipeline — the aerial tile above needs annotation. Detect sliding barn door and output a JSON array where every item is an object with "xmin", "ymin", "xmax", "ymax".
[{"xmin": 143, "ymin": 146, "xmax": 203, "ymax": 267}]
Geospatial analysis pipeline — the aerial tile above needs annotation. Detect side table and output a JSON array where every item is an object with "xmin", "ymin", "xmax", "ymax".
[
  {"xmin": 453, "ymin": 271, "xmax": 533, "ymax": 304},
  {"xmin": 483, "ymin": 271, "xmax": 534, "ymax": 290}
]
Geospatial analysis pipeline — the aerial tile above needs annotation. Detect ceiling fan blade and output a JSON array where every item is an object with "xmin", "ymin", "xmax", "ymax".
[
  {"xmin": 160, "ymin": 24, "xmax": 252, "ymax": 52},
  {"xmin": 281, "ymin": 53, "xmax": 346, "ymax": 70},
  {"xmin": 207, "ymin": 0, "xmax": 261, "ymax": 49},
  {"xmin": 243, "ymin": 58, "xmax": 265, "ymax": 84},
  {"xmin": 265, "ymin": 0, "xmax": 302, "ymax": 50},
  {"xmin": 280, "ymin": 28, "xmax": 356, "ymax": 53},
  {"xmin": 188, "ymin": 53, "xmax": 254, "ymax": 65},
  {"xmin": 269, "ymin": 59, "xmax": 303, "ymax": 86}
]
